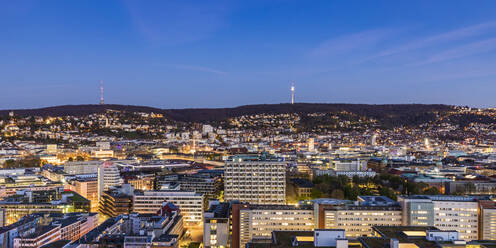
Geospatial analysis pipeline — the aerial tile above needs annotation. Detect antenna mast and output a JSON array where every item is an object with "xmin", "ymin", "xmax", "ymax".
[
  {"xmin": 290, "ymin": 80, "xmax": 295, "ymax": 104},
  {"xmin": 100, "ymin": 80, "xmax": 104, "ymax": 105}
]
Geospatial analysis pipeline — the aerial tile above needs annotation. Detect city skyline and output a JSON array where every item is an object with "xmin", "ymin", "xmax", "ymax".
[{"xmin": 1, "ymin": 1, "xmax": 496, "ymax": 109}]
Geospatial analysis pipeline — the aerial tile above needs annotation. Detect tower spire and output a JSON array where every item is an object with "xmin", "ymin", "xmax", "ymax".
[
  {"xmin": 290, "ymin": 80, "xmax": 295, "ymax": 104},
  {"xmin": 100, "ymin": 80, "xmax": 104, "ymax": 105}
]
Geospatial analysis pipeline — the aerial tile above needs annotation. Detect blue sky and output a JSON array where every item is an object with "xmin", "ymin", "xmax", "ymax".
[{"xmin": 1, "ymin": 0, "xmax": 496, "ymax": 109}]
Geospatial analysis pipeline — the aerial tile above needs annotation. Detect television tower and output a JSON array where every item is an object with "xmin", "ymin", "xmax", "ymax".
[
  {"xmin": 290, "ymin": 80, "xmax": 295, "ymax": 104},
  {"xmin": 99, "ymin": 80, "xmax": 104, "ymax": 105}
]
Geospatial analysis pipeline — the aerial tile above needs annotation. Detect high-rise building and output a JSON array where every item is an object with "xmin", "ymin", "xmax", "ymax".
[
  {"xmin": 398, "ymin": 195, "xmax": 479, "ymax": 241},
  {"xmin": 97, "ymin": 162, "xmax": 120, "ymax": 202},
  {"xmin": 224, "ymin": 155, "xmax": 286, "ymax": 205},
  {"xmin": 307, "ymin": 138, "xmax": 315, "ymax": 152}
]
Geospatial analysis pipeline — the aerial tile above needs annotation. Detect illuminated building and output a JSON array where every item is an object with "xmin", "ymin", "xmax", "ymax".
[
  {"xmin": 224, "ymin": 155, "xmax": 286, "ymax": 205},
  {"xmin": 315, "ymin": 196, "xmax": 402, "ymax": 238},
  {"xmin": 203, "ymin": 200, "xmax": 230, "ymax": 248},
  {"xmin": 0, "ymin": 189, "xmax": 90, "ymax": 225},
  {"xmin": 72, "ymin": 177, "xmax": 99, "ymax": 212},
  {"xmin": 12, "ymin": 212, "xmax": 98, "ymax": 248},
  {"xmin": 231, "ymin": 203, "xmax": 314, "ymax": 248},
  {"xmin": 133, "ymin": 190, "xmax": 203, "ymax": 226},
  {"xmin": 479, "ymin": 200, "xmax": 496, "ymax": 240},
  {"xmin": 98, "ymin": 184, "xmax": 133, "ymax": 218},
  {"xmin": 97, "ymin": 162, "xmax": 120, "ymax": 202},
  {"xmin": 398, "ymin": 195, "xmax": 479, "ymax": 241}
]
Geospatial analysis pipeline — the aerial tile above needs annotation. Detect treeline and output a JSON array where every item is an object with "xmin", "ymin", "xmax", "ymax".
[
  {"xmin": 311, "ymin": 174, "xmax": 440, "ymax": 201},
  {"xmin": 2, "ymin": 156, "xmax": 45, "ymax": 169}
]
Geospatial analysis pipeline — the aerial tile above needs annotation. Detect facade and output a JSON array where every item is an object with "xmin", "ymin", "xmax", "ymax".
[
  {"xmin": 98, "ymin": 184, "xmax": 134, "ymax": 218},
  {"xmin": 73, "ymin": 177, "xmax": 98, "ymax": 212},
  {"xmin": 0, "ymin": 190, "xmax": 90, "ymax": 225},
  {"xmin": 64, "ymin": 161, "xmax": 101, "ymax": 175},
  {"xmin": 12, "ymin": 213, "xmax": 98, "ymax": 248},
  {"xmin": 0, "ymin": 214, "xmax": 39, "ymax": 248},
  {"xmin": 203, "ymin": 200, "xmax": 230, "ymax": 248},
  {"xmin": 290, "ymin": 178, "xmax": 313, "ymax": 199},
  {"xmin": 74, "ymin": 208, "xmax": 182, "ymax": 248},
  {"xmin": 157, "ymin": 173, "xmax": 222, "ymax": 197},
  {"xmin": 398, "ymin": 195, "xmax": 479, "ymax": 241},
  {"xmin": 224, "ymin": 155, "xmax": 286, "ymax": 205},
  {"xmin": 97, "ymin": 162, "xmax": 120, "ymax": 202},
  {"xmin": 133, "ymin": 190, "xmax": 204, "ymax": 226},
  {"xmin": 315, "ymin": 196, "xmax": 402, "ymax": 238},
  {"xmin": 125, "ymin": 173, "xmax": 155, "ymax": 191},
  {"xmin": 479, "ymin": 200, "xmax": 496, "ymax": 240},
  {"xmin": 231, "ymin": 203, "xmax": 314, "ymax": 248}
]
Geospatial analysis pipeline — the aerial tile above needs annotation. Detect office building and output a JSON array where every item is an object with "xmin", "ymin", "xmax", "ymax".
[
  {"xmin": 0, "ymin": 189, "xmax": 91, "ymax": 225},
  {"xmin": 231, "ymin": 203, "xmax": 314, "ymax": 248},
  {"xmin": 97, "ymin": 162, "xmax": 120, "ymax": 202},
  {"xmin": 203, "ymin": 200, "xmax": 230, "ymax": 248},
  {"xmin": 479, "ymin": 200, "xmax": 496, "ymax": 240},
  {"xmin": 225, "ymin": 155, "xmax": 286, "ymax": 205},
  {"xmin": 315, "ymin": 196, "xmax": 402, "ymax": 238},
  {"xmin": 398, "ymin": 195, "xmax": 479, "ymax": 241},
  {"xmin": 98, "ymin": 184, "xmax": 134, "ymax": 218},
  {"xmin": 157, "ymin": 173, "xmax": 222, "ymax": 197},
  {"xmin": 12, "ymin": 212, "xmax": 98, "ymax": 248},
  {"xmin": 133, "ymin": 190, "xmax": 204, "ymax": 226},
  {"xmin": 64, "ymin": 161, "xmax": 101, "ymax": 175},
  {"xmin": 71, "ymin": 177, "xmax": 98, "ymax": 212},
  {"xmin": 74, "ymin": 206, "xmax": 182, "ymax": 248}
]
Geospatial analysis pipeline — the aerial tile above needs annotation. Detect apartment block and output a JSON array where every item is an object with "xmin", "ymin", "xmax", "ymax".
[{"xmin": 225, "ymin": 155, "xmax": 286, "ymax": 205}]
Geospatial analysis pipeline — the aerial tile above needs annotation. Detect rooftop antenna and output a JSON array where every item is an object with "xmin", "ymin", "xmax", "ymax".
[
  {"xmin": 99, "ymin": 80, "xmax": 104, "ymax": 105},
  {"xmin": 290, "ymin": 80, "xmax": 295, "ymax": 104}
]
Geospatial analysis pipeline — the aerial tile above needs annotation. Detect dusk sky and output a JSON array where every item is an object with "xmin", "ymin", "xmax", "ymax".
[{"xmin": 1, "ymin": 0, "xmax": 496, "ymax": 109}]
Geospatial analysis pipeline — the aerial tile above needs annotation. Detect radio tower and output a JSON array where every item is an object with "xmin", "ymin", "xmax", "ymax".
[
  {"xmin": 99, "ymin": 80, "xmax": 104, "ymax": 105},
  {"xmin": 290, "ymin": 80, "xmax": 295, "ymax": 104}
]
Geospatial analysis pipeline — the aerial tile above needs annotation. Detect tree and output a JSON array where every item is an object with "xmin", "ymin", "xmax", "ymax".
[
  {"xmin": 379, "ymin": 186, "xmax": 397, "ymax": 201},
  {"xmin": 422, "ymin": 187, "xmax": 440, "ymax": 195},
  {"xmin": 310, "ymin": 188, "xmax": 322, "ymax": 199},
  {"xmin": 330, "ymin": 189, "xmax": 344, "ymax": 199},
  {"xmin": 76, "ymin": 156, "xmax": 85, "ymax": 161}
]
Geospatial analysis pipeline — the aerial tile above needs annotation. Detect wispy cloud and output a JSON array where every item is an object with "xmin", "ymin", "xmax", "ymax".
[
  {"xmin": 414, "ymin": 37, "xmax": 496, "ymax": 65},
  {"xmin": 173, "ymin": 64, "xmax": 228, "ymax": 75},
  {"xmin": 364, "ymin": 21, "xmax": 496, "ymax": 61},
  {"xmin": 309, "ymin": 29, "xmax": 395, "ymax": 58},
  {"xmin": 124, "ymin": 0, "xmax": 231, "ymax": 45}
]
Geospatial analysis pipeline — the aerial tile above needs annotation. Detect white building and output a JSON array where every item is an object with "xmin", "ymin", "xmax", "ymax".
[
  {"xmin": 64, "ymin": 161, "xmax": 101, "ymax": 175},
  {"xmin": 97, "ymin": 162, "xmax": 120, "ymax": 202},
  {"xmin": 224, "ymin": 155, "xmax": 286, "ymax": 205},
  {"xmin": 133, "ymin": 190, "xmax": 204, "ymax": 226},
  {"xmin": 398, "ymin": 195, "xmax": 479, "ymax": 241},
  {"xmin": 232, "ymin": 203, "xmax": 315, "ymax": 248}
]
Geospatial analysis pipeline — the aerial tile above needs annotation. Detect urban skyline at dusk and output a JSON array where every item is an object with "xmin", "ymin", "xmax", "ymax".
[
  {"xmin": 2, "ymin": 0, "xmax": 496, "ymax": 109},
  {"xmin": 2, "ymin": 2, "xmax": 496, "ymax": 247}
]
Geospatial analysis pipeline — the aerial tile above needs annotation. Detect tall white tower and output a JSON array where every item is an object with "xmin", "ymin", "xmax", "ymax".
[
  {"xmin": 290, "ymin": 80, "xmax": 295, "ymax": 104},
  {"xmin": 99, "ymin": 80, "xmax": 104, "ymax": 105}
]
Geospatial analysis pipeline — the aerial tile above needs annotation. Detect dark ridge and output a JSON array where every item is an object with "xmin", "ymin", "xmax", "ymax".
[{"xmin": 0, "ymin": 103, "xmax": 454, "ymax": 123}]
